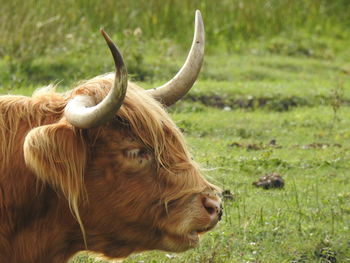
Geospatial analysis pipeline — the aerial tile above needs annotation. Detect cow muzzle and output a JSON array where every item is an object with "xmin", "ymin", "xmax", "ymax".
[
  {"xmin": 175, "ymin": 193, "xmax": 222, "ymax": 250},
  {"xmin": 158, "ymin": 191, "xmax": 222, "ymax": 252},
  {"xmin": 201, "ymin": 193, "xmax": 223, "ymax": 223},
  {"xmin": 195, "ymin": 192, "xmax": 222, "ymax": 233}
]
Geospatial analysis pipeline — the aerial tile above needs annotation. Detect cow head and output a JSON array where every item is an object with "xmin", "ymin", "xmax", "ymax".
[{"xmin": 23, "ymin": 10, "xmax": 221, "ymax": 258}]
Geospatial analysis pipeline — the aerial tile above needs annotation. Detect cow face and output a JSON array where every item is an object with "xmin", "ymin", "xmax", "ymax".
[
  {"xmin": 79, "ymin": 83, "xmax": 221, "ymax": 256},
  {"xmin": 23, "ymin": 84, "xmax": 222, "ymax": 257}
]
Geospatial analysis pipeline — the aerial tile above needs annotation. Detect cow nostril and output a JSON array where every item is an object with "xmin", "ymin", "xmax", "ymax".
[
  {"xmin": 219, "ymin": 204, "xmax": 223, "ymax": 221},
  {"xmin": 202, "ymin": 197, "xmax": 220, "ymax": 217},
  {"xmin": 218, "ymin": 209, "xmax": 223, "ymax": 221},
  {"xmin": 205, "ymin": 205, "xmax": 215, "ymax": 215}
]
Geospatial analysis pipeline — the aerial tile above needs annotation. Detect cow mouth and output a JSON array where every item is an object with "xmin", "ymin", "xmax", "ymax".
[
  {"xmin": 181, "ymin": 227, "xmax": 213, "ymax": 246},
  {"xmin": 160, "ymin": 225, "xmax": 214, "ymax": 252},
  {"xmin": 186, "ymin": 231, "xmax": 201, "ymax": 243},
  {"xmin": 189, "ymin": 226, "xmax": 212, "ymax": 237}
]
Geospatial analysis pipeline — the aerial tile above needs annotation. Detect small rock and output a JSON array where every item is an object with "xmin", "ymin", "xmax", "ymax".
[
  {"xmin": 246, "ymin": 143, "xmax": 263, "ymax": 151},
  {"xmin": 165, "ymin": 254, "xmax": 176, "ymax": 259},
  {"xmin": 229, "ymin": 142, "xmax": 243, "ymax": 148},
  {"xmin": 269, "ymin": 139, "xmax": 277, "ymax": 146}
]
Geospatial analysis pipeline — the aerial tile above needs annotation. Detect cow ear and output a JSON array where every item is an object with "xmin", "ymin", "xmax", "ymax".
[{"xmin": 23, "ymin": 121, "xmax": 87, "ymax": 207}]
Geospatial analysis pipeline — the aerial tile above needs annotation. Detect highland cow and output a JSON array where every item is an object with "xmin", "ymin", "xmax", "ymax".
[{"xmin": 0, "ymin": 11, "xmax": 222, "ymax": 262}]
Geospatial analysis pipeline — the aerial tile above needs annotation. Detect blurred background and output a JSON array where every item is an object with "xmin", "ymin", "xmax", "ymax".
[{"xmin": 0, "ymin": 0, "xmax": 349, "ymax": 89}]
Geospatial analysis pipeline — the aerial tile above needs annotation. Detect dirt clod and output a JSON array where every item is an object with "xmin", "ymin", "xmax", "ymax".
[
  {"xmin": 314, "ymin": 247, "xmax": 337, "ymax": 263},
  {"xmin": 221, "ymin": 189, "xmax": 234, "ymax": 201},
  {"xmin": 229, "ymin": 139, "xmax": 281, "ymax": 151},
  {"xmin": 253, "ymin": 173, "xmax": 285, "ymax": 189}
]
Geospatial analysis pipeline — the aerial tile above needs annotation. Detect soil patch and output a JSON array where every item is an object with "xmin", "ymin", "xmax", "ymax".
[
  {"xmin": 184, "ymin": 93, "xmax": 350, "ymax": 112},
  {"xmin": 253, "ymin": 173, "xmax": 285, "ymax": 189}
]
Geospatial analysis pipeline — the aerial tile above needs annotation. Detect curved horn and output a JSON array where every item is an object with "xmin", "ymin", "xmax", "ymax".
[
  {"xmin": 147, "ymin": 10, "xmax": 204, "ymax": 106},
  {"xmin": 64, "ymin": 29, "xmax": 128, "ymax": 129}
]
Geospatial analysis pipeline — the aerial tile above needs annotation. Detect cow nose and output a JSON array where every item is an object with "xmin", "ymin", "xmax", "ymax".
[{"xmin": 202, "ymin": 195, "xmax": 222, "ymax": 221}]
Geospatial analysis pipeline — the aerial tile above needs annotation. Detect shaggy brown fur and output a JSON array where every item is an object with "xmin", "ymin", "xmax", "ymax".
[{"xmin": 0, "ymin": 74, "xmax": 220, "ymax": 262}]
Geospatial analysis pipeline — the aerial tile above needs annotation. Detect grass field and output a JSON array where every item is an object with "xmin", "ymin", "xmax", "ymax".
[{"xmin": 1, "ymin": 0, "xmax": 350, "ymax": 262}]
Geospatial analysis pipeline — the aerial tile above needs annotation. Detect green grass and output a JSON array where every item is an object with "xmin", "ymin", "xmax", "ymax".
[{"xmin": 1, "ymin": 0, "xmax": 350, "ymax": 89}]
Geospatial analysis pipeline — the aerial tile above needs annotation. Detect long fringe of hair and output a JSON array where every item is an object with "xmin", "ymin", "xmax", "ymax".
[
  {"xmin": 70, "ymin": 74, "xmax": 218, "ymax": 204},
  {"xmin": 0, "ymin": 90, "xmax": 65, "ymax": 173}
]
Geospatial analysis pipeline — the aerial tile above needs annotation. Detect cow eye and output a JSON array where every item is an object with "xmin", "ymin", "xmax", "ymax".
[
  {"xmin": 125, "ymin": 148, "xmax": 150, "ymax": 159},
  {"xmin": 138, "ymin": 148, "xmax": 149, "ymax": 158}
]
